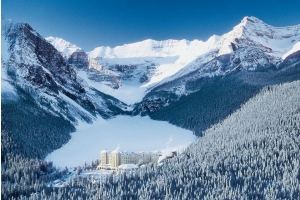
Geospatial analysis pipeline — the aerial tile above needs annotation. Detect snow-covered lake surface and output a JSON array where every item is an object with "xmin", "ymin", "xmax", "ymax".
[{"xmin": 46, "ymin": 115, "xmax": 196, "ymax": 168}]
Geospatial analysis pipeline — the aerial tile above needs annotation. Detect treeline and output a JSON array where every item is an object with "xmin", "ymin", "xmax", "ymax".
[
  {"xmin": 1, "ymin": 88, "xmax": 75, "ymax": 159},
  {"xmin": 150, "ymin": 75, "xmax": 260, "ymax": 136}
]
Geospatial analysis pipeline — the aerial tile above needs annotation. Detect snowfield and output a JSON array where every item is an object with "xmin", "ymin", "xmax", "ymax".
[{"xmin": 46, "ymin": 115, "xmax": 195, "ymax": 168}]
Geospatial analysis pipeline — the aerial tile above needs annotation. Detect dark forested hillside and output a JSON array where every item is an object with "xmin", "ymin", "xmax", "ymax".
[
  {"xmin": 1, "ymin": 89, "xmax": 74, "ymax": 199},
  {"xmin": 1, "ymin": 90, "xmax": 75, "ymax": 159},
  {"xmin": 148, "ymin": 75, "xmax": 260, "ymax": 135},
  {"xmin": 137, "ymin": 60, "xmax": 300, "ymax": 136}
]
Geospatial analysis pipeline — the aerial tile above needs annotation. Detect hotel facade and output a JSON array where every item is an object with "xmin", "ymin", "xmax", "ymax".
[{"xmin": 98, "ymin": 150, "xmax": 159, "ymax": 170}]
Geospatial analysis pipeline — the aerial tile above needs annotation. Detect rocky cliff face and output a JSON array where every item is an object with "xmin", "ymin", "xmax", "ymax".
[
  {"xmin": 68, "ymin": 50, "xmax": 89, "ymax": 69},
  {"xmin": 2, "ymin": 21, "xmax": 127, "ymax": 123}
]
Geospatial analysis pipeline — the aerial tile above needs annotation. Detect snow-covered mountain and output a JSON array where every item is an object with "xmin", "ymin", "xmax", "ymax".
[
  {"xmin": 47, "ymin": 36, "xmax": 220, "ymax": 103},
  {"xmin": 130, "ymin": 17, "xmax": 300, "ymax": 135},
  {"xmin": 2, "ymin": 21, "xmax": 128, "ymax": 124},
  {"xmin": 3, "ymin": 17, "xmax": 299, "ymax": 138},
  {"xmin": 46, "ymin": 36, "xmax": 82, "ymax": 59},
  {"xmin": 2, "ymin": 15, "xmax": 300, "ymax": 200},
  {"xmin": 47, "ymin": 16, "xmax": 300, "ymax": 104}
]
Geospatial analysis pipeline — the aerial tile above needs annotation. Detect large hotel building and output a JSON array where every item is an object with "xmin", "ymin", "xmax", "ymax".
[{"xmin": 98, "ymin": 150, "xmax": 159, "ymax": 170}]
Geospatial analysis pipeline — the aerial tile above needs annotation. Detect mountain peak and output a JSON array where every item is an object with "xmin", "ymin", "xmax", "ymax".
[
  {"xmin": 46, "ymin": 36, "xmax": 82, "ymax": 59},
  {"xmin": 241, "ymin": 16, "xmax": 265, "ymax": 25},
  {"xmin": 217, "ymin": 16, "xmax": 300, "ymax": 57},
  {"xmin": 234, "ymin": 16, "xmax": 268, "ymax": 34},
  {"xmin": 2, "ymin": 20, "xmax": 40, "ymax": 41}
]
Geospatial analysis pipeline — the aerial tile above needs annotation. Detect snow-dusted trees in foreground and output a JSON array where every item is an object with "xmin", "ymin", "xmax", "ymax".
[{"xmin": 5, "ymin": 80, "xmax": 300, "ymax": 199}]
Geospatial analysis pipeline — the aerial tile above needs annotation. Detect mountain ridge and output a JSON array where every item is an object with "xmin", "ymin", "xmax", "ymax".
[{"xmin": 46, "ymin": 16, "xmax": 300, "ymax": 104}]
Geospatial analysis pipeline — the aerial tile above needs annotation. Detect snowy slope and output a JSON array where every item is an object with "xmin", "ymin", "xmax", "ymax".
[
  {"xmin": 2, "ymin": 21, "xmax": 127, "ymax": 124},
  {"xmin": 158, "ymin": 16, "xmax": 300, "ymax": 87},
  {"xmin": 47, "ymin": 16, "xmax": 300, "ymax": 104},
  {"xmin": 282, "ymin": 41, "xmax": 300, "ymax": 59},
  {"xmin": 87, "ymin": 36, "xmax": 221, "ymax": 90},
  {"xmin": 48, "ymin": 37, "xmax": 221, "ymax": 103},
  {"xmin": 217, "ymin": 16, "xmax": 300, "ymax": 57},
  {"xmin": 88, "ymin": 16, "xmax": 300, "ymax": 82},
  {"xmin": 1, "ymin": 67, "xmax": 18, "ymax": 101},
  {"xmin": 46, "ymin": 36, "xmax": 82, "ymax": 59},
  {"xmin": 88, "ymin": 38, "xmax": 219, "ymax": 58}
]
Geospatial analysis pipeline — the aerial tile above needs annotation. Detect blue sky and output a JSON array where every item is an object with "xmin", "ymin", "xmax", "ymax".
[{"xmin": 3, "ymin": 0, "xmax": 300, "ymax": 50}]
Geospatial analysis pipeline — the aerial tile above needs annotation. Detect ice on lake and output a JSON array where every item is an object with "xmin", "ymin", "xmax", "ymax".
[{"xmin": 46, "ymin": 115, "xmax": 196, "ymax": 168}]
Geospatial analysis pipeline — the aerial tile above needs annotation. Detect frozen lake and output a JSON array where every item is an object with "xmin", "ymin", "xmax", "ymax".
[{"xmin": 46, "ymin": 115, "xmax": 196, "ymax": 168}]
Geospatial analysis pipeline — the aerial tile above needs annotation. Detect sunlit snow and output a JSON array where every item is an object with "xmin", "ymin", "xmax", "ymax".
[
  {"xmin": 47, "ymin": 16, "xmax": 300, "ymax": 105},
  {"xmin": 1, "ymin": 67, "xmax": 18, "ymax": 100},
  {"xmin": 77, "ymin": 70, "xmax": 147, "ymax": 104},
  {"xmin": 282, "ymin": 41, "xmax": 300, "ymax": 59},
  {"xmin": 46, "ymin": 115, "xmax": 195, "ymax": 168},
  {"xmin": 46, "ymin": 36, "xmax": 81, "ymax": 58}
]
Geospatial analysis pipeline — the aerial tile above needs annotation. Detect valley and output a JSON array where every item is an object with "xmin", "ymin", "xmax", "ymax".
[{"xmin": 1, "ymin": 15, "xmax": 300, "ymax": 199}]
